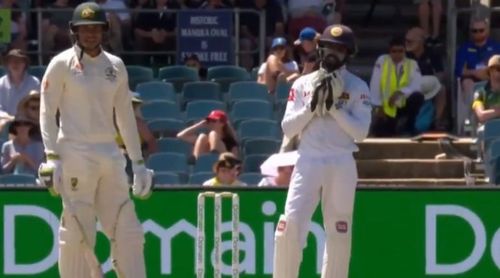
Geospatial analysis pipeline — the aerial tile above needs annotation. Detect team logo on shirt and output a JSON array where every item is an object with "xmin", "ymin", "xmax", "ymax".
[
  {"xmin": 104, "ymin": 66, "xmax": 117, "ymax": 82},
  {"xmin": 70, "ymin": 178, "xmax": 78, "ymax": 191},
  {"xmin": 288, "ymin": 88, "xmax": 296, "ymax": 101},
  {"xmin": 335, "ymin": 92, "xmax": 350, "ymax": 110}
]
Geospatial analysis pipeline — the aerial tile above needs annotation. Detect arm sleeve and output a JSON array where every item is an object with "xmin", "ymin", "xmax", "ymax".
[
  {"xmin": 114, "ymin": 62, "xmax": 143, "ymax": 162},
  {"xmin": 400, "ymin": 60, "xmax": 422, "ymax": 97},
  {"xmin": 281, "ymin": 78, "xmax": 314, "ymax": 138},
  {"xmin": 40, "ymin": 58, "xmax": 64, "ymax": 156},
  {"xmin": 455, "ymin": 45, "xmax": 467, "ymax": 78},
  {"xmin": 369, "ymin": 56, "xmax": 382, "ymax": 106},
  {"xmin": 333, "ymin": 82, "xmax": 372, "ymax": 141}
]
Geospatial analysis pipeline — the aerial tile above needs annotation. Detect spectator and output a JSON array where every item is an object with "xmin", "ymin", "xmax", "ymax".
[
  {"xmin": 1, "ymin": 116, "xmax": 44, "ymax": 175},
  {"xmin": 416, "ymin": 0, "xmax": 443, "ymax": 47},
  {"xmin": 184, "ymin": 54, "xmax": 207, "ymax": 80},
  {"xmin": 302, "ymin": 51, "xmax": 320, "ymax": 75},
  {"xmin": 405, "ymin": 26, "xmax": 447, "ymax": 130},
  {"xmin": 293, "ymin": 27, "xmax": 319, "ymax": 67},
  {"xmin": 203, "ymin": 152, "xmax": 246, "ymax": 186},
  {"xmin": 1, "ymin": 0, "xmax": 28, "ymax": 50},
  {"xmin": 239, "ymin": 0, "xmax": 285, "ymax": 70},
  {"xmin": 287, "ymin": 0, "xmax": 328, "ymax": 40},
  {"xmin": 200, "ymin": 0, "xmax": 231, "ymax": 9},
  {"xmin": 177, "ymin": 110, "xmax": 239, "ymax": 159},
  {"xmin": 258, "ymin": 151, "xmax": 297, "ymax": 187},
  {"xmin": 134, "ymin": 0, "xmax": 180, "ymax": 66},
  {"xmin": 257, "ymin": 44, "xmax": 299, "ymax": 86},
  {"xmin": 16, "ymin": 90, "xmax": 41, "ymax": 141},
  {"xmin": 41, "ymin": 0, "xmax": 72, "ymax": 59},
  {"xmin": 96, "ymin": 0, "xmax": 132, "ymax": 52},
  {"xmin": 455, "ymin": 16, "xmax": 500, "ymax": 134},
  {"xmin": 0, "ymin": 49, "xmax": 40, "ymax": 131},
  {"xmin": 370, "ymin": 36, "xmax": 424, "ymax": 137},
  {"xmin": 258, "ymin": 37, "xmax": 298, "ymax": 93}
]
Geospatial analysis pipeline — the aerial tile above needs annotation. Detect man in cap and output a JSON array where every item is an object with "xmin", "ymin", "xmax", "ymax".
[
  {"xmin": 38, "ymin": 2, "xmax": 153, "ymax": 278},
  {"xmin": 259, "ymin": 37, "xmax": 299, "ymax": 93},
  {"xmin": 273, "ymin": 24, "xmax": 372, "ymax": 278},
  {"xmin": 294, "ymin": 27, "xmax": 319, "ymax": 66}
]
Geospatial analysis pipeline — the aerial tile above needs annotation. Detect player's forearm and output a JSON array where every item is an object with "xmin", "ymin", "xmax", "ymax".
[
  {"xmin": 333, "ymin": 110, "xmax": 371, "ymax": 141},
  {"xmin": 40, "ymin": 109, "xmax": 60, "ymax": 155},
  {"xmin": 281, "ymin": 106, "xmax": 314, "ymax": 138}
]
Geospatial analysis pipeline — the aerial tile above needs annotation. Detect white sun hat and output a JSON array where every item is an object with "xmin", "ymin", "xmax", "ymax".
[{"xmin": 260, "ymin": 151, "xmax": 299, "ymax": 177}]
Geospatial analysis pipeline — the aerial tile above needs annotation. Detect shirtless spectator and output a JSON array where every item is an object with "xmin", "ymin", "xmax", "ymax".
[{"xmin": 258, "ymin": 37, "xmax": 299, "ymax": 93}]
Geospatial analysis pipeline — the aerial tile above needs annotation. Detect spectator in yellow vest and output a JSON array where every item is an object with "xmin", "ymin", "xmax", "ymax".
[{"xmin": 369, "ymin": 36, "xmax": 425, "ymax": 137}]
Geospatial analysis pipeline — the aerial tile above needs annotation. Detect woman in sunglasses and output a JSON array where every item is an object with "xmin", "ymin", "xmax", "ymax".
[
  {"xmin": 177, "ymin": 109, "xmax": 239, "ymax": 160},
  {"xmin": 16, "ymin": 90, "xmax": 41, "ymax": 141}
]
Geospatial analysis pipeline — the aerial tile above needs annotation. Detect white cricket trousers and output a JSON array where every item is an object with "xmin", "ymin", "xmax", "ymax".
[
  {"xmin": 273, "ymin": 153, "xmax": 357, "ymax": 278},
  {"xmin": 57, "ymin": 141, "xmax": 146, "ymax": 278}
]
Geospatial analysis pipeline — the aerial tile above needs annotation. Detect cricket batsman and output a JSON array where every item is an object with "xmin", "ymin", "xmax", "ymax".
[
  {"xmin": 38, "ymin": 2, "xmax": 153, "ymax": 277},
  {"xmin": 273, "ymin": 24, "xmax": 372, "ymax": 278}
]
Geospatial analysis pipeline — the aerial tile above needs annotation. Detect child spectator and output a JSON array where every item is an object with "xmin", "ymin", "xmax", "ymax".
[{"xmin": 203, "ymin": 152, "xmax": 246, "ymax": 186}]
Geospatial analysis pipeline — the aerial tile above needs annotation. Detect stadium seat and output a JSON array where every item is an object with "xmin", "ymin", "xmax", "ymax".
[
  {"xmin": 185, "ymin": 100, "xmax": 226, "ymax": 123},
  {"xmin": 207, "ymin": 66, "xmax": 250, "ymax": 93},
  {"xmin": 146, "ymin": 152, "xmax": 189, "ymax": 175},
  {"xmin": 0, "ymin": 174, "xmax": 36, "ymax": 186},
  {"xmin": 158, "ymin": 66, "xmax": 200, "ymax": 93},
  {"xmin": 231, "ymin": 100, "xmax": 274, "ymax": 127},
  {"xmin": 239, "ymin": 172, "xmax": 263, "ymax": 186},
  {"xmin": 28, "ymin": 65, "xmax": 47, "ymax": 80},
  {"xmin": 189, "ymin": 171, "xmax": 214, "ymax": 185},
  {"xmin": 147, "ymin": 118, "xmax": 185, "ymax": 138},
  {"xmin": 136, "ymin": 81, "xmax": 176, "ymax": 103},
  {"xmin": 228, "ymin": 81, "xmax": 270, "ymax": 106},
  {"xmin": 275, "ymin": 81, "xmax": 292, "ymax": 101},
  {"xmin": 193, "ymin": 153, "xmax": 219, "ymax": 173},
  {"xmin": 157, "ymin": 138, "xmax": 193, "ymax": 157},
  {"xmin": 126, "ymin": 65, "xmax": 154, "ymax": 90},
  {"xmin": 140, "ymin": 100, "xmax": 181, "ymax": 121},
  {"xmin": 182, "ymin": 81, "xmax": 221, "ymax": 107},
  {"xmin": 250, "ymin": 67, "xmax": 259, "ymax": 81},
  {"xmin": 154, "ymin": 172, "xmax": 181, "ymax": 186},
  {"xmin": 0, "ymin": 66, "xmax": 5, "ymax": 77},
  {"xmin": 238, "ymin": 119, "xmax": 281, "ymax": 141},
  {"xmin": 274, "ymin": 99, "xmax": 288, "ymax": 122},
  {"xmin": 242, "ymin": 154, "xmax": 268, "ymax": 173},
  {"xmin": 243, "ymin": 138, "xmax": 281, "ymax": 155}
]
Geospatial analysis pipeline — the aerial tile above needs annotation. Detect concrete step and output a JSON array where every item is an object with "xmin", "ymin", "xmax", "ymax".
[
  {"xmin": 357, "ymin": 159, "xmax": 479, "ymax": 179},
  {"xmin": 358, "ymin": 178, "xmax": 489, "ymax": 186},
  {"xmin": 355, "ymin": 138, "xmax": 476, "ymax": 159}
]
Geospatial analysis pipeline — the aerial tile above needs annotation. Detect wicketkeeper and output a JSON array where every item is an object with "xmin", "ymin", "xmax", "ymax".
[
  {"xmin": 273, "ymin": 24, "xmax": 372, "ymax": 278},
  {"xmin": 38, "ymin": 2, "xmax": 153, "ymax": 277}
]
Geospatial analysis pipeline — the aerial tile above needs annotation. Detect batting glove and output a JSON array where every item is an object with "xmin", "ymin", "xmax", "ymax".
[
  {"xmin": 132, "ymin": 160, "xmax": 154, "ymax": 199},
  {"xmin": 38, "ymin": 154, "xmax": 63, "ymax": 197}
]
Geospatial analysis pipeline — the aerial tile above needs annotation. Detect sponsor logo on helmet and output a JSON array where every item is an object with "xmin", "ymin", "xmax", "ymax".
[
  {"xmin": 330, "ymin": 26, "xmax": 343, "ymax": 37},
  {"xmin": 81, "ymin": 6, "xmax": 95, "ymax": 19}
]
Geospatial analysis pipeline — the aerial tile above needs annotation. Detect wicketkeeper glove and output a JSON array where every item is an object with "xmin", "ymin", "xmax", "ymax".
[
  {"xmin": 324, "ymin": 71, "xmax": 344, "ymax": 112},
  {"xmin": 132, "ymin": 160, "xmax": 154, "ymax": 199},
  {"xmin": 38, "ymin": 154, "xmax": 63, "ymax": 197}
]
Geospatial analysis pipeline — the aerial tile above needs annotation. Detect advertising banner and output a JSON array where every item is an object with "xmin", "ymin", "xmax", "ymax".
[
  {"xmin": 177, "ymin": 10, "xmax": 234, "ymax": 67},
  {"xmin": 1, "ymin": 188, "xmax": 500, "ymax": 277}
]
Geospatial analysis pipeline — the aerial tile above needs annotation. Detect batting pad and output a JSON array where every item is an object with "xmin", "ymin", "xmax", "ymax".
[
  {"xmin": 273, "ymin": 214, "xmax": 302, "ymax": 278},
  {"xmin": 321, "ymin": 215, "xmax": 352, "ymax": 278}
]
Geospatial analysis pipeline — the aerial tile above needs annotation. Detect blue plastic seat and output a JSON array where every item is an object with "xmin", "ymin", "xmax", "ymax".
[
  {"xmin": 250, "ymin": 67, "xmax": 259, "ymax": 81},
  {"xmin": 28, "ymin": 65, "xmax": 47, "ymax": 80},
  {"xmin": 189, "ymin": 172, "xmax": 214, "ymax": 185},
  {"xmin": 146, "ymin": 152, "xmax": 189, "ymax": 175},
  {"xmin": 154, "ymin": 172, "xmax": 181, "ymax": 186},
  {"xmin": 140, "ymin": 100, "xmax": 181, "ymax": 121},
  {"xmin": 193, "ymin": 153, "xmax": 219, "ymax": 173},
  {"xmin": 231, "ymin": 100, "xmax": 274, "ymax": 127},
  {"xmin": 182, "ymin": 81, "xmax": 221, "ymax": 106},
  {"xmin": 147, "ymin": 118, "xmax": 185, "ymax": 138},
  {"xmin": 243, "ymin": 138, "xmax": 281, "ymax": 155},
  {"xmin": 275, "ymin": 82, "xmax": 293, "ymax": 101},
  {"xmin": 228, "ymin": 81, "xmax": 270, "ymax": 106},
  {"xmin": 157, "ymin": 138, "xmax": 193, "ymax": 157},
  {"xmin": 158, "ymin": 65, "xmax": 199, "ymax": 81},
  {"xmin": 185, "ymin": 100, "xmax": 226, "ymax": 123},
  {"xmin": 136, "ymin": 81, "xmax": 176, "ymax": 103},
  {"xmin": 0, "ymin": 174, "xmax": 36, "ymax": 186},
  {"xmin": 207, "ymin": 65, "xmax": 250, "ymax": 81},
  {"xmin": 239, "ymin": 172, "xmax": 263, "ymax": 186},
  {"xmin": 238, "ymin": 119, "xmax": 281, "ymax": 141},
  {"xmin": 242, "ymin": 154, "xmax": 269, "ymax": 173},
  {"xmin": 126, "ymin": 65, "xmax": 155, "ymax": 90}
]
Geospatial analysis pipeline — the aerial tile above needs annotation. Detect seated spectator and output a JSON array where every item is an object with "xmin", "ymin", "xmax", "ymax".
[
  {"xmin": 184, "ymin": 54, "xmax": 207, "ymax": 80},
  {"xmin": 416, "ymin": 0, "xmax": 443, "ymax": 47},
  {"xmin": 16, "ymin": 90, "xmax": 41, "ymax": 141},
  {"xmin": 203, "ymin": 152, "xmax": 246, "ymax": 186},
  {"xmin": 257, "ymin": 45, "xmax": 299, "ymax": 85},
  {"xmin": 96, "ymin": 0, "xmax": 132, "ymax": 52},
  {"xmin": 287, "ymin": 0, "xmax": 328, "ymax": 40},
  {"xmin": 0, "ymin": 0, "xmax": 28, "ymax": 50},
  {"xmin": 472, "ymin": 55, "xmax": 500, "ymax": 154},
  {"xmin": 1, "ymin": 116, "xmax": 44, "ymax": 176},
  {"xmin": 239, "ymin": 0, "xmax": 285, "ymax": 70},
  {"xmin": 200, "ymin": 0, "xmax": 231, "ymax": 9},
  {"xmin": 455, "ymin": 16, "xmax": 500, "ymax": 134},
  {"xmin": 177, "ymin": 110, "xmax": 239, "ymax": 159},
  {"xmin": 0, "ymin": 49, "xmax": 40, "ymax": 133},
  {"xmin": 258, "ymin": 151, "xmax": 297, "ymax": 187},
  {"xmin": 301, "ymin": 51, "xmax": 320, "ymax": 75},
  {"xmin": 293, "ymin": 27, "xmax": 320, "ymax": 67},
  {"xmin": 41, "ymin": 0, "xmax": 72, "ymax": 59},
  {"xmin": 258, "ymin": 37, "xmax": 299, "ymax": 93},
  {"xmin": 370, "ymin": 36, "xmax": 424, "ymax": 137},
  {"xmin": 405, "ymin": 26, "xmax": 447, "ymax": 130},
  {"xmin": 134, "ymin": 0, "xmax": 180, "ymax": 66}
]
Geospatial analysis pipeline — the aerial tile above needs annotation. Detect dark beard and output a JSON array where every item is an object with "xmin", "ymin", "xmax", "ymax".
[{"xmin": 321, "ymin": 54, "xmax": 343, "ymax": 72}]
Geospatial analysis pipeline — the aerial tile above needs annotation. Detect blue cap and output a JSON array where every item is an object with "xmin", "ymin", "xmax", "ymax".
[
  {"xmin": 294, "ymin": 27, "xmax": 317, "ymax": 45},
  {"xmin": 271, "ymin": 37, "xmax": 287, "ymax": 49}
]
